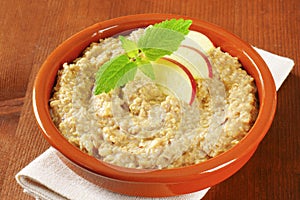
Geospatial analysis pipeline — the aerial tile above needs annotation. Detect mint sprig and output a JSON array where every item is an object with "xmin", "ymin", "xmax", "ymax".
[
  {"xmin": 95, "ymin": 55, "xmax": 137, "ymax": 94},
  {"xmin": 94, "ymin": 18, "xmax": 192, "ymax": 95}
]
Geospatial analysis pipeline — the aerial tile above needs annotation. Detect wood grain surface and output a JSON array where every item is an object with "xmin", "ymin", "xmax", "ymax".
[{"xmin": 0, "ymin": 0, "xmax": 299, "ymax": 199}]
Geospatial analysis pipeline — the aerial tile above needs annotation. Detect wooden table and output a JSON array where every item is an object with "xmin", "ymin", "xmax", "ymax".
[{"xmin": 1, "ymin": 0, "xmax": 299, "ymax": 199}]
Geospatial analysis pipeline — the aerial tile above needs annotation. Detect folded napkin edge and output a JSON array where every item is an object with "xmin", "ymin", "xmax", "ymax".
[
  {"xmin": 253, "ymin": 47, "xmax": 294, "ymax": 91},
  {"xmin": 16, "ymin": 174, "xmax": 65, "ymax": 200}
]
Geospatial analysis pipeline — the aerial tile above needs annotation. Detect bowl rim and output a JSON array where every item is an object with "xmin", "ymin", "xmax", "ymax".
[{"xmin": 33, "ymin": 13, "xmax": 277, "ymax": 183}]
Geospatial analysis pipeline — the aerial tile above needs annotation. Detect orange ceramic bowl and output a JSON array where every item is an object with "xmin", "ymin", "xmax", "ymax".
[{"xmin": 33, "ymin": 14, "xmax": 276, "ymax": 197}]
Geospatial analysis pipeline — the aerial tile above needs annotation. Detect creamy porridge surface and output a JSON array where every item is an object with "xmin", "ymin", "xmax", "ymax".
[{"xmin": 50, "ymin": 28, "xmax": 258, "ymax": 169}]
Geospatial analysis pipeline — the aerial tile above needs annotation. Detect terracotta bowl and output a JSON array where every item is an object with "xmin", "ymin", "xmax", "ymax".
[{"xmin": 33, "ymin": 14, "xmax": 277, "ymax": 197}]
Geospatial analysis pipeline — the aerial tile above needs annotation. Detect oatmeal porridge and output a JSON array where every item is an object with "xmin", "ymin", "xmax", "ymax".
[{"xmin": 49, "ymin": 27, "xmax": 258, "ymax": 169}]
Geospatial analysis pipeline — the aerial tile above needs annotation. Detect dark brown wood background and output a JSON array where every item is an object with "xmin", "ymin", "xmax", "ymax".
[{"xmin": 1, "ymin": 0, "xmax": 299, "ymax": 199}]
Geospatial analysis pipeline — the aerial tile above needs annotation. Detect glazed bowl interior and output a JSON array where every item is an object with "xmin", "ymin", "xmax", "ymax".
[{"xmin": 33, "ymin": 13, "xmax": 276, "ymax": 193}]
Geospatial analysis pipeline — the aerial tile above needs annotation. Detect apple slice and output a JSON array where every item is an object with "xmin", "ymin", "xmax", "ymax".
[
  {"xmin": 151, "ymin": 58, "xmax": 197, "ymax": 105},
  {"xmin": 184, "ymin": 31, "xmax": 215, "ymax": 53},
  {"xmin": 165, "ymin": 31, "xmax": 214, "ymax": 79}
]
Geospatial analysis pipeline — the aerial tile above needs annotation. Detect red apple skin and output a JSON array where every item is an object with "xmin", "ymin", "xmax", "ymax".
[
  {"xmin": 160, "ymin": 57, "xmax": 197, "ymax": 105},
  {"xmin": 180, "ymin": 44, "xmax": 213, "ymax": 78}
]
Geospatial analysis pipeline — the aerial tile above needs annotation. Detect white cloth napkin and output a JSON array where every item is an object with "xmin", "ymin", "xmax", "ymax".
[
  {"xmin": 16, "ymin": 147, "xmax": 210, "ymax": 200},
  {"xmin": 16, "ymin": 47, "xmax": 294, "ymax": 200},
  {"xmin": 253, "ymin": 47, "xmax": 294, "ymax": 90}
]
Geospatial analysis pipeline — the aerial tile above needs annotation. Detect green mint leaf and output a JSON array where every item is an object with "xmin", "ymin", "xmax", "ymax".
[
  {"xmin": 94, "ymin": 54, "xmax": 137, "ymax": 94},
  {"xmin": 115, "ymin": 64, "xmax": 138, "ymax": 88},
  {"xmin": 119, "ymin": 35, "xmax": 138, "ymax": 55},
  {"xmin": 141, "ymin": 48, "xmax": 172, "ymax": 61},
  {"xmin": 137, "ymin": 19, "xmax": 192, "ymax": 61},
  {"xmin": 137, "ymin": 60, "xmax": 155, "ymax": 80},
  {"xmin": 138, "ymin": 28, "xmax": 185, "ymax": 60},
  {"xmin": 153, "ymin": 18, "xmax": 192, "ymax": 35}
]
